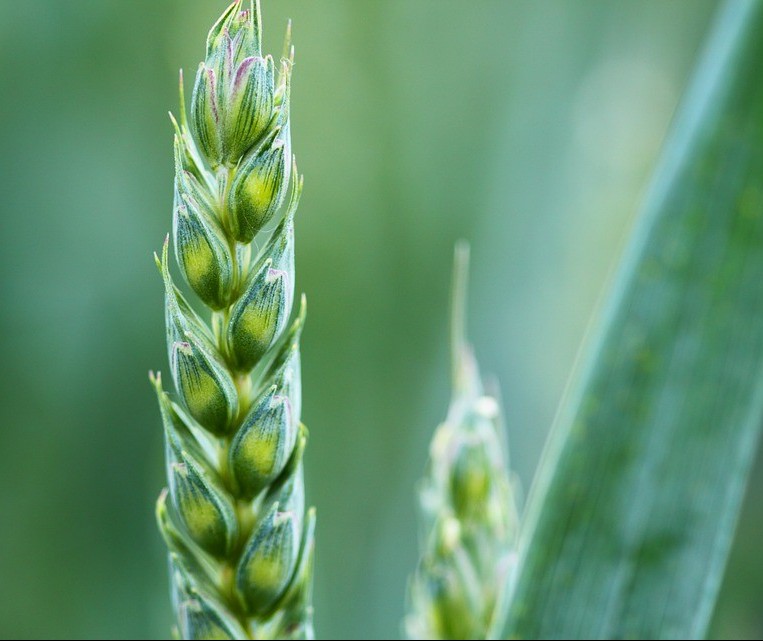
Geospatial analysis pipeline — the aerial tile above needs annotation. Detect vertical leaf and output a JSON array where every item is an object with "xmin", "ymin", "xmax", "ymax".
[{"xmin": 505, "ymin": 1, "xmax": 763, "ymax": 638}]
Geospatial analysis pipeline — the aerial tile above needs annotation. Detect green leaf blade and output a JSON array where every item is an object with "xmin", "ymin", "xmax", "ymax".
[{"xmin": 505, "ymin": 1, "xmax": 763, "ymax": 638}]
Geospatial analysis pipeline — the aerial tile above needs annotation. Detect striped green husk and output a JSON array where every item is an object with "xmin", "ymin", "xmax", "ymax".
[
  {"xmin": 406, "ymin": 244, "xmax": 519, "ymax": 640},
  {"xmin": 152, "ymin": 2, "xmax": 314, "ymax": 638}
]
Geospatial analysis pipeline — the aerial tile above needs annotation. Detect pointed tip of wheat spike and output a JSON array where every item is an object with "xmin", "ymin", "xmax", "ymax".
[
  {"xmin": 282, "ymin": 19, "xmax": 293, "ymax": 64},
  {"xmin": 153, "ymin": 1, "xmax": 314, "ymax": 637},
  {"xmin": 405, "ymin": 242, "xmax": 520, "ymax": 641},
  {"xmin": 450, "ymin": 240, "xmax": 473, "ymax": 393}
]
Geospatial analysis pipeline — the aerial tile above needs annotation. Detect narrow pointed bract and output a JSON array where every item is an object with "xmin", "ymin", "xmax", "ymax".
[
  {"xmin": 154, "ymin": 2, "xmax": 315, "ymax": 638},
  {"xmin": 275, "ymin": 506, "xmax": 316, "ymax": 640}
]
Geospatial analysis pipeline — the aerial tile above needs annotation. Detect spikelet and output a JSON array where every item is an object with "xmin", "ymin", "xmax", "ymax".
[
  {"xmin": 406, "ymin": 243, "xmax": 519, "ymax": 640},
  {"xmin": 152, "ymin": 2, "xmax": 314, "ymax": 638}
]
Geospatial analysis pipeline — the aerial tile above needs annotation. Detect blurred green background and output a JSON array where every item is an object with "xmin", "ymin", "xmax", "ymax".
[{"xmin": 0, "ymin": 0, "xmax": 760, "ymax": 638}]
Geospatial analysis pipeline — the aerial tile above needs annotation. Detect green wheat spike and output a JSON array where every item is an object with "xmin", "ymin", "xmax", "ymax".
[
  {"xmin": 406, "ymin": 243, "xmax": 519, "ymax": 640},
  {"xmin": 152, "ymin": 2, "xmax": 315, "ymax": 638}
]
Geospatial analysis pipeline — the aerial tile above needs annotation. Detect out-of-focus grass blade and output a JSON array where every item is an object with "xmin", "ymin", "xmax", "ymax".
[{"xmin": 504, "ymin": 1, "xmax": 763, "ymax": 638}]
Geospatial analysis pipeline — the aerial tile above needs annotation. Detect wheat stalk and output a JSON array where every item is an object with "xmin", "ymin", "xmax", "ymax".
[
  {"xmin": 406, "ymin": 243, "xmax": 519, "ymax": 640},
  {"xmin": 151, "ymin": 2, "xmax": 314, "ymax": 638}
]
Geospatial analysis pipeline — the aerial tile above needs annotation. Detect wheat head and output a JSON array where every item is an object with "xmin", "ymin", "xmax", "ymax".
[
  {"xmin": 406, "ymin": 243, "xmax": 518, "ymax": 640},
  {"xmin": 151, "ymin": 2, "xmax": 314, "ymax": 638}
]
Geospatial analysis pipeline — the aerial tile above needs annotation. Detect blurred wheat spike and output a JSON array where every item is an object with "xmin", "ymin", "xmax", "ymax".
[
  {"xmin": 406, "ymin": 243, "xmax": 519, "ymax": 640},
  {"xmin": 151, "ymin": 2, "xmax": 315, "ymax": 638}
]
